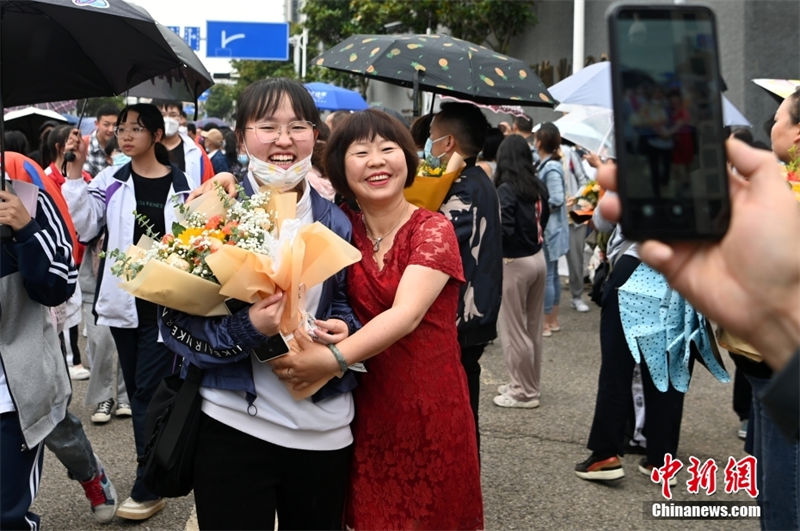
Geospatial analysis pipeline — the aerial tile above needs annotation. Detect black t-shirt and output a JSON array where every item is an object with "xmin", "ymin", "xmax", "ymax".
[
  {"xmin": 132, "ymin": 169, "xmax": 173, "ymax": 323},
  {"xmin": 167, "ymin": 137, "xmax": 186, "ymax": 172}
]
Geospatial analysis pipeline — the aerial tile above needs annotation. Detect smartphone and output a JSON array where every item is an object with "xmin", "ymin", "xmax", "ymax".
[
  {"xmin": 224, "ymin": 298, "xmax": 290, "ymax": 362},
  {"xmin": 607, "ymin": 3, "xmax": 730, "ymax": 240}
]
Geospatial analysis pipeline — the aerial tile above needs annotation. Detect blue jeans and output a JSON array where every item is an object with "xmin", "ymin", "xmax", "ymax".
[
  {"xmin": 745, "ymin": 374, "xmax": 800, "ymax": 530},
  {"xmin": 111, "ymin": 322, "xmax": 175, "ymax": 502},
  {"xmin": 543, "ymin": 246, "xmax": 560, "ymax": 315}
]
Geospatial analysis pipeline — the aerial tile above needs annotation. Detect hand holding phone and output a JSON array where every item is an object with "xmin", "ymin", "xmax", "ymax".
[{"xmin": 607, "ymin": 3, "xmax": 730, "ymax": 240}]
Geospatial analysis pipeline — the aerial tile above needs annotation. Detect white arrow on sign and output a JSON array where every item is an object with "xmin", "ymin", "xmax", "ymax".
[{"xmin": 221, "ymin": 30, "xmax": 246, "ymax": 48}]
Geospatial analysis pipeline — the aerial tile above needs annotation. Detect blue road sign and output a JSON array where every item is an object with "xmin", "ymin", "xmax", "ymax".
[
  {"xmin": 184, "ymin": 26, "xmax": 201, "ymax": 51},
  {"xmin": 166, "ymin": 25, "xmax": 180, "ymax": 36},
  {"xmin": 206, "ymin": 21, "xmax": 289, "ymax": 60}
]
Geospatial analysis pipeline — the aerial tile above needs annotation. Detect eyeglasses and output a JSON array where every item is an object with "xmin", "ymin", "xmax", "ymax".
[
  {"xmin": 245, "ymin": 121, "xmax": 315, "ymax": 144},
  {"xmin": 114, "ymin": 126, "xmax": 147, "ymax": 137}
]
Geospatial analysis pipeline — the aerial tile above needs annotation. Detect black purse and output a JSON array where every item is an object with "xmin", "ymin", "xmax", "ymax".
[{"xmin": 140, "ymin": 363, "xmax": 203, "ymax": 497}]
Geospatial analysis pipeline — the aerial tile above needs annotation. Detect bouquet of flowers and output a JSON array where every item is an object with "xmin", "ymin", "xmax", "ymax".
[
  {"xmin": 569, "ymin": 180, "xmax": 603, "ymax": 223},
  {"xmin": 417, "ymin": 154, "xmax": 447, "ymax": 178},
  {"xmin": 404, "ymin": 153, "xmax": 463, "ymax": 211},
  {"xmin": 106, "ymin": 186, "xmax": 362, "ymax": 334}
]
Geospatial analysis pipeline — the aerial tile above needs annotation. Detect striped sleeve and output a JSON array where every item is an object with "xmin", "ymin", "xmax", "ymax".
[{"xmin": 11, "ymin": 188, "xmax": 77, "ymax": 306}]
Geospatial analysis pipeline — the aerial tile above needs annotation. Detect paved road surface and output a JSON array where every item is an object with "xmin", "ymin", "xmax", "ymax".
[{"xmin": 31, "ymin": 293, "xmax": 759, "ymax": 530}]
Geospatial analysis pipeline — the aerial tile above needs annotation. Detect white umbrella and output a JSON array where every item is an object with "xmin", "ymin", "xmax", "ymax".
[
  {"xmin": 549, "ymin": 62, "xmax": 749, "ymax": 127},
  {"xmin": 553, "ymin": 107, "xmax": 615, "ymax": 158},
  {"xmin": 4, "ymin": 106, "xmax": 67, "ymax": 123},
  {"xmin": 4, "ymin": 106, "xmax": 68, "ymax": 145}
]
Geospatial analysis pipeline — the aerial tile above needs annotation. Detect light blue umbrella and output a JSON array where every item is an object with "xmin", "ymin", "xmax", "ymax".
[
  {"xmin": 549, "ymin": 61, "xmax": 750, "ymax": 127},
  {"xmin": 304, "ymin": 82, "xmax": 368, "ymax": 111}
]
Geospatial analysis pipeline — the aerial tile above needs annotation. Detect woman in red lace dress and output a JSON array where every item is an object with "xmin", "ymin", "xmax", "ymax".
[{"xmin": 272, "ymin": 109, "xmax": 483, "ymax": 530}]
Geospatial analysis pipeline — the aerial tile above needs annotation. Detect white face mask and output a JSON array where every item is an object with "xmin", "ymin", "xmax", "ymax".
[
  {"xmin": 247, "ymin": 150, "xmax": 312, "ymax": 192},
  {"xmin": 178, "ymin": 125, "xmax": 188, "ymax": 136},
  {"xmin": 163, "ymin": 117, "xmax": 179, "ymax": 137}
]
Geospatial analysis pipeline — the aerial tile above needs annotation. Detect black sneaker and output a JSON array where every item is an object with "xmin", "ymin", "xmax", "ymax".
[
  {"xmin": 575, "ymin": 453, "xmax": 625, "ymax": 481},
  {"xmin": 638, "ymin": 457, "xmax": 678, "ymax": 486},
  {"xmin": 91, "ymin": 398, "xmax": 114, "ymax": 424}
]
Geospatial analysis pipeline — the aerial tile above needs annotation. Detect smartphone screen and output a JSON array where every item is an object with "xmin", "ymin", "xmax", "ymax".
[{"xmin": 608, "ymin": 4, "xmax": 730, "ymax": 240}]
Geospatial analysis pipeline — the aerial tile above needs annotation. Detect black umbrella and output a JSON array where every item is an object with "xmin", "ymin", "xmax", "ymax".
[
  {"xmin": 0, "ymin": 0, "xmax": 200, "ymax": 232},
  {"xmin": 127, "ymin": 22, "xmax": 214, "ymax": 110},
  {"xmin": 313, "ymin": 33, "xmax": 555, "ymax": 115}
]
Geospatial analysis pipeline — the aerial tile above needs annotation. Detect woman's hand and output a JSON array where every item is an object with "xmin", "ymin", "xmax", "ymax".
[
  {"xmin": 311, "ymin": 318, "xmax": 349, "ymax": 345},
  {"xmin": 247, "ymin": 292, "xmax": 285, "ymax": 337},
  {"xmin": 270, "ymin": 332, "xmax": 341, "ymax": 390},
  {"xmin": 187, "ymin": 172, "xmax": 238, "ymax": 201}
]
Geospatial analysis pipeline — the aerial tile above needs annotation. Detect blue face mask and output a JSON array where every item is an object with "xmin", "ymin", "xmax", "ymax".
[
  {"xmin": 237, "ymin": 153, "xmax": 249, "ymax": 165},
  {"xmin": 112, "ymin": 153, "xmax": 131, "ymax": 166},
  {"xmin": 423, "ymin": 135, "xmax": 448, "ymax": 166}
]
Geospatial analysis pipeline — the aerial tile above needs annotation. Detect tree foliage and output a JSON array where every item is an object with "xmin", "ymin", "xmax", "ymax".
[{"xmin": 204, "ymin": 83, "xmax": 237, "ymax": 119}]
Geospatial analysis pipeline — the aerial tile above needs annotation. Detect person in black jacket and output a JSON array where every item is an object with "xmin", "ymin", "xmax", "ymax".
[
  {"xmin": 431, "ymin": 102, "xmax": 503, "ymax": 447},
  {"xmin": 492, "ymin": 135, "xmax": 550, "ymax": 408}
]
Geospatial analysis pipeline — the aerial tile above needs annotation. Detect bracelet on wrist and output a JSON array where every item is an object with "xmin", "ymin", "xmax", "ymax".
[{"xmin": 327, "ymin": 343, "xmax": 349, "ymax": 373}]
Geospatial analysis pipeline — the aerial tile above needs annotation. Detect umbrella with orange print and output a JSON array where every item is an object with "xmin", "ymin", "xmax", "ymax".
[{"xmin": 313, "ymin": 34, "xmax": 555, "ymax": 114}]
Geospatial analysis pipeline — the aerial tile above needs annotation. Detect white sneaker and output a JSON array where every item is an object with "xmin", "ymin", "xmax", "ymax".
[
  {"xmin": 497, "ymin": 384, "xmax": 509, "ymax": 395},
  {"xmin": 571, "ymin": 298, "xmax": 590, "ymax": 312},
  {"xmin": 116, "ymin": 497, "xmax": 166, "ymax": 521},
  {"xmin": 493, "ymin": 393, "xmax": 540, "ymax": 409},
  {"xmin": 69, "ymin": 365, "xmax": 91, "ymax": 380}
]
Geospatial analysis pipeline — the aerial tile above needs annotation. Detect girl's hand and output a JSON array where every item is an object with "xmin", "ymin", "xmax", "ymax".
[
  {"xmin": 311, "ymin": 318, "xmax": 349, "ymax": 345},
  {"xmin": 187, "ymin": 172, "xmax": 238, "ymax": 201},
  {"xmin": 247, "ymin": 292, "xmax": 285, "ymax": 337}
]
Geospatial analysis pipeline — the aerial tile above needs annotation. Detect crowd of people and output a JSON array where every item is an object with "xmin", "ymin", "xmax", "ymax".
[{"xmin": 0, "ymin": 77, "xmax": 797, "ymax": 530}]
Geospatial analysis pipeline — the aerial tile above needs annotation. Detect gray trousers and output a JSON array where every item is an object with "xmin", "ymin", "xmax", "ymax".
[
  {"xmin": 497, "ymin": 251, "xmax": 547, "ymax": 401},
  {"xmin": 566, "ymin": 223, "xmax": 588, "ymax": 300},
  {"xmin": 82, "ymin": 301, "xmax": 129, "ymax": 407},
  {"xmin": 44, "ymin": 411, "xmax": 97, "ymax": 482}
]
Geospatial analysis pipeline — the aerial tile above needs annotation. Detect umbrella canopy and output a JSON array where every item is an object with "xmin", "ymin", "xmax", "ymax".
[
  {"xmin": 548, "ymin": 62, "xmax": 612, "ymax": 108},
  {"xmin": 195, "ymin": 117, "xmax": 230, "ymax": 130},
  {"xmin": 440, "ymin": 95, "xmax": 527, "ymax": 118},
  {"xmin": 0, "ymin": 0, "xmax": 190, "ymax": 107},
  {"xmin": 4, "ymin": 107, "xmax": 68, "ymax": 146},
  {"xmin": 313, "ymin": 34, "xmax": 555, "ymax": 109},
  {"xmin": 752, "ymin": 78, "xmax": 800, "ymax": 103},
  {"xmin": 127, "ymin": 23, "xmax": 214, "ymax": 103},
  {"xmin": 549, "ymin": 62, "xmax": 749, "ymax": 127},
  {"xmin": 304, "ymin": 82, "xmax": 368, "ymax": 111},
  {"xmin": 553, "ymin": 107, "xmax": 615, "ymax": 158}
]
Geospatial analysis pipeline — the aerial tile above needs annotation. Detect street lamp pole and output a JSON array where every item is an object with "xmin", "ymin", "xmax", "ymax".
[{"xmin": 572, "ymin": 0, "xmax": 585, "ymax": 74}]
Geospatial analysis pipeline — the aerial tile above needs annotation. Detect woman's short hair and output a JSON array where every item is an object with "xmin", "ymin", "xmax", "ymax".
[
  {"xmin": 324, "ymin": 109, "xmax": 419, "ymax": 200},
  {"xmin": 235, "ymin": 78, "xmax": 321, "ymax": 142}
]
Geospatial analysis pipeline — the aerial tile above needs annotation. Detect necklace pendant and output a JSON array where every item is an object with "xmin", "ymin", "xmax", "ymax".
[{"xmin": 372, "ymin": 238, "xmax": 382, "ymax": 253}]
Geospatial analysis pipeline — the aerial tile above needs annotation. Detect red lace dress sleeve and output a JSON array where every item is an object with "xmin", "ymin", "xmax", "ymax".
[{"xmin": 407, "ymin": 212, "xmax": 465, "ymax": 283}]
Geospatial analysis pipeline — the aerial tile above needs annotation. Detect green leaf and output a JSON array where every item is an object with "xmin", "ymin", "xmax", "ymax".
[{"xmin": 172, "ymin": 222, "xmax": 186, "ymax": 237}]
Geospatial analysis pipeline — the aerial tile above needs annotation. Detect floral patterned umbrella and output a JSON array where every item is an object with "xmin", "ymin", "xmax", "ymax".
[{"xmin": 313, "ymin": 34, "xmax": 555, "ymax": 109}]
